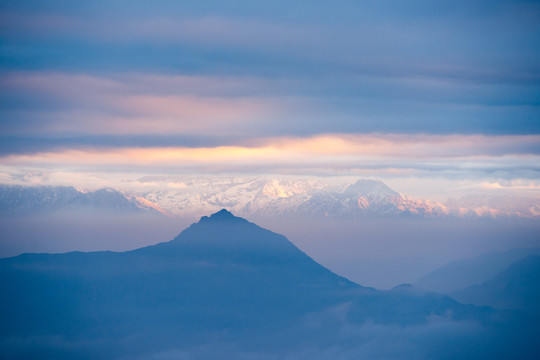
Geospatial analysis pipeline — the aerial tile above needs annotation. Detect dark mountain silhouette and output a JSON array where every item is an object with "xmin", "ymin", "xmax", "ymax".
[
  {"xmin": 450, "ymin": 255, "xmax": 540, "ymax": 314},
  {"xmin": 415, "ymin": 248, "xmax": 540, "ymax": 293},
  {"xmin": 0, "ymin": 210, "xmax": 538, "ymax": 359},
  {"xmin": 0, "ymin": 210, "xmax": 357, "ymax": 358}
]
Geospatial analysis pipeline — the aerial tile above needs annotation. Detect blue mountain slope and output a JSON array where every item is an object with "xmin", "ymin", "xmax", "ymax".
[
  {"xmin": 0, "ymin": 210, "xmax": 356, "ymax": 356},
  {"xmin": 0, "ymin": 210, "xmax": 538, "ymax": 359},
  {"xmin": 415, "ymin": 247, "xmax": 540, "ymax": 293},
  {"xmin": 450, "ymin": 255, "xmax": 540, "ymax": 314}
]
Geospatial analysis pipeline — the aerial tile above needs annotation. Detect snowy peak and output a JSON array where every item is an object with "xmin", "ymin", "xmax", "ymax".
[
  {"xmin": 344, "ymin": 179, "xmax": 399, "ymax": 198},
  {"xmin": 2, "ymin": 177, "xmax": 538, "ymax": 220},
  {"xmin": 296, "ymin": 179, "xmax": 447, "ymax": 218}
]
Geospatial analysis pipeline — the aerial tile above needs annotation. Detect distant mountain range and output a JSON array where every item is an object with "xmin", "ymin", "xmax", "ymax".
[
  {"xmin": 1, "ymin": 210, "xmax": 536, "ymax": 359},
  {"xmin": 2, "ymin": 178, "xmax": 538, "ymax": 219},
  {"xmin": 140, "ymin": 178, "xmax": 452, "ymax": 218},
  {"xmin": 446, "ymin": 194, "xmax": 540, "ymax": 218},
  {"xmin": 0, "ymin": 185, "xmax": 168, "ymax": 216}
]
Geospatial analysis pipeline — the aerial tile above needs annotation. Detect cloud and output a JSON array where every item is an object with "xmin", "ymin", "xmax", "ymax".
[
  {"xmin": 0, "ymin": 72, "xmax": 287, "ymax": 137},
  {"xmin": 0, "ymin": 1, "xmax": 538, "ymax": 195},
  {"xmin": 1, "ymin": 134, "xmax": 539, "ymax": 179},
  {"xmin": 1, "ymin": 72, "xmax": 539, "ymax": 147},
  {"xmin": 124, "ymin": 315, "xmax": 523, "ymax": 360},
  {"xmin": 2, "ymin": 1, "xmax": 539, "ymax": 82}
]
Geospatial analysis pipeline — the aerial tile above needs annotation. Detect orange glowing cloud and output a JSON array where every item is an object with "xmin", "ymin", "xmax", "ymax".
[{"xmin": 2, "ymin": 134, "xmax": 539, "ymax": 174}]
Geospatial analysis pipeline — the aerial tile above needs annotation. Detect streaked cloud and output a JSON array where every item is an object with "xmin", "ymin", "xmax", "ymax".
[
  {"xmin": 1, "ymin": 71, "xmax": 539, "ymax": 150},
  {"xmin": 0, "ymin": 72, "xmax": 286, "ymax": 138},
  {"xmin": 1, "ymin": 134, "xmax": 538, "ymax": 177},
  {"xmin": 0, "ymin": 0, "xmax": 539, "ymax": 199},
  {"xmin": 1, "ymin": 1, "xmax": 539, "ymax": 140}
]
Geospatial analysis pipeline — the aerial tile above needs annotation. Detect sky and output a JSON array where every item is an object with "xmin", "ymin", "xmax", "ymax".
[{"xmin": 1, "ymin": 0, "xmax": 540, "ymax": 198}]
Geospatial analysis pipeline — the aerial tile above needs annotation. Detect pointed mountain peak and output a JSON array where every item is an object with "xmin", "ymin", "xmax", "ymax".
[
  {"xmin": 213, "ymin": 208, "xmax": 234, "ymax": 217},
  {"xmin": 198, "ymin": 209, "xmax": 246, "ymax": 223},
  {"xmin": 345, "ymin": 179, "xmax": 399, "ymax": 196},
  {"xmin": 164, "ymin": 209, "xmax": 317, "ymax": 263}
]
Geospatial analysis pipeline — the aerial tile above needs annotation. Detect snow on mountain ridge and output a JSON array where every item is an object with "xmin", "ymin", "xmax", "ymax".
[
  {"xmin": 141, "ymin": 177, "xmax": 537, "ymax": 219},
  {"xmin": 445, "ymin": 193, "xmax": 540, "ymax": 219},
  {"xmin": 0, "ymin": 185, "xmax": 167, "ymax": 215},
  {"xmin": 138, "ymin": 178, "xmax": 452, "ymax": 218},
  {"xmin": 2, "ymin": 178, "xmax": 537, "ymax": 219}
]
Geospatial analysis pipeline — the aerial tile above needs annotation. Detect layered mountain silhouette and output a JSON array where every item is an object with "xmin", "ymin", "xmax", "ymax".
[
  {"xmin": 450, "ymin": 255, "xmax": 540, "ymax": 314},
  {"xmin": 415, "ymin": 247, "xmax": 540, "ymax": 294},
  {"xmin": 1, "ymin": 210, "xmax": 538, "ymax": 359}
]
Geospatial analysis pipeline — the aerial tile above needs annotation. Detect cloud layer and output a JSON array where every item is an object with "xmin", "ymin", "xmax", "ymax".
[
  {"xmin": 1, "ymin": 1, "xmax": 540, "ymax": 141},
  {"xmin": 0, "ymin": 0, "xmax": 539, "ymax": 195},
  {"xmin": 1, "ymin": 134, "xmax": 539, "ymax": 181}
]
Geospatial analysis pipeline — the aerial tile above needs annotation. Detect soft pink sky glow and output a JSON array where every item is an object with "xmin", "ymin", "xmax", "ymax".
[{"xmin": 2, "ymin": 134, "xmax": 539, "ymax": 195}]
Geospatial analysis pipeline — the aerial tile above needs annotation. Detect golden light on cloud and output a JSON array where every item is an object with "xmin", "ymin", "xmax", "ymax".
[{"xmin": 2, "ymin": 134, "xmax": 539, "ymax": 174}]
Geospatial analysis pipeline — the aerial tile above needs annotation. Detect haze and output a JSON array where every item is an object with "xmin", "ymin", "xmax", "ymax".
[{"xmin": 1, "ymin": 2, "xmax": 540, "ymax": 358}]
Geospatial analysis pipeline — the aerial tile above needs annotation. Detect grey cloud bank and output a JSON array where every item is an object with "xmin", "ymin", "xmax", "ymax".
[{"xmin": 1, "ymin": 0, "xmax": 539, "ymax": 141}]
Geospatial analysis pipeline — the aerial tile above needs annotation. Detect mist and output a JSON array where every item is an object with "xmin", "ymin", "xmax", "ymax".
[
  {"xmin": 2, "ymin": 209, "xmax": 539, "ymax": 359},
  {"xmin": 255, "ymin": 216, "xmax": 540, "ymax": 288},
  {"xmin": 0, "ymin": 212, "xmax": 187, "ymax": 257},
  {"xmin": 2, "ymin": 211, "xmax": 539, "ymax": 289}
]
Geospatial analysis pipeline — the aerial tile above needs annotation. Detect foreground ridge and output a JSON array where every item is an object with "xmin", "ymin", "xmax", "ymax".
[{"xmin": 0, "ymin": 211, "xmax": 537, "ymax": 359}]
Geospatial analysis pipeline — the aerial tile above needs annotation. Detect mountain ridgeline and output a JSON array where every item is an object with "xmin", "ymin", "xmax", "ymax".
[
  {"xmin": 1, "ymin": 210, "xmax": 539, "ymax": 359},
  {"xmin": 415, "ymin": 248, "xmax": 540, "ymax": 294},
  {"xmin": 0, "ymin": 184, "xmax": 166, "ymax": 216},
  {"xmin": 2, "ymin": 179, "xmax": 539, "ymax": 220},
  {"xmin": 450, "ymin": 255, "xmax": 540, "ymax": 315},
  {"xmin": 1, "ymin": 210, "xmax": 357, "ymax": 358}
]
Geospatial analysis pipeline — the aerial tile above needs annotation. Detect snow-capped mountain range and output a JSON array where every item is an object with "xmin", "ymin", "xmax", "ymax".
[
  {"xmin": 2, "ymin": 178, "xmax": 538, "ymax": 219},
  {"xmin": 0, "ymin": 185, "xmax": 168, "ymax": 216},
  {"xmin": 139, "ymin": 177, "xmax": 539, "ymax": 219},
  {"xmin": 445, "ymin": 193, "xmax": 540, "ymax": 219},
  {"xmin": 138, "ymin": 177, "xmax": 450, "ymax": 218}
]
